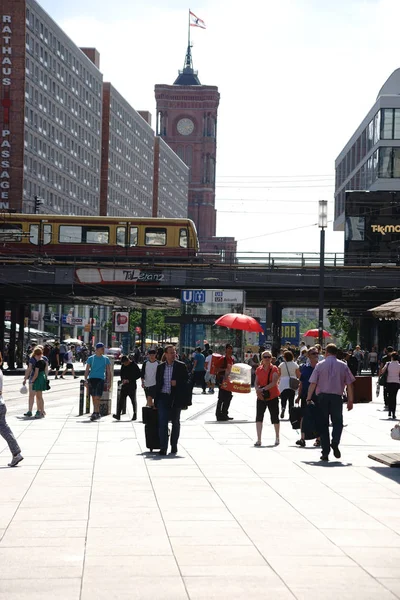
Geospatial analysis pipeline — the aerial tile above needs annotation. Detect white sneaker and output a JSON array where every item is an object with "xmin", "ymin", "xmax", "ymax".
[{"xmin": 8, "ymin": 454, "xmax": 24, "ymax": 467}]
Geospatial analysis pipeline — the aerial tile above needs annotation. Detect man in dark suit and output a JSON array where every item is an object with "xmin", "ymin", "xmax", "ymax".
[{"xmin": 155, "ymin": 345, "xmax": 189, "ymax": 456}]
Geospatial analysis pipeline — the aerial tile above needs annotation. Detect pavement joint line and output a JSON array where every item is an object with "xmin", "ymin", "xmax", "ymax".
[
  {"xmin": 0, "ymin": 400, "xmax": 77, "ymax": 540},
  {"xmin": 183, "ymin": 442, "xmax": 298, "ymax": 600},
  {"xmin": 137, "ymin": 438, "xmax": 191, "ymax": 600},
  {"xmin": 224, "ymin": 443, "xmax": 395, "ymax": 595},
  {"xmin": 79, "ymin": 409, "xmax": 100, "ymax": 600},
  {"xmin": 232, "ymin": 430, "xmax": 400, "ymax": 595},
  {"xmin": 185, "ymin": 398, "xmax": 218, "ymax": 421}
]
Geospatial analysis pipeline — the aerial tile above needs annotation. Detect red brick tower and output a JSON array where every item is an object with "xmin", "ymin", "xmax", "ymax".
[{"xmin": 155, "ymin": 46, "xmax": 236, "ymax": 255}]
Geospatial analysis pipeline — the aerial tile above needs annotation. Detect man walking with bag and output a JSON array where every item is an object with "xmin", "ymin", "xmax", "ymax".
[
  {"xmin": 306, "ymin": 343, "xmax": 355, "ymax": 462},
  {"xmin": 155, "ymin": 345, "xmax": 189, "ymax": 456}
]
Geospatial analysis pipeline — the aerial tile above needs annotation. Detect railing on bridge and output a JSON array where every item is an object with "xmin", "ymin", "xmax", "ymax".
[{"xmin": 233, "ymin": 252, "xmax": 345, "ymax": 268}]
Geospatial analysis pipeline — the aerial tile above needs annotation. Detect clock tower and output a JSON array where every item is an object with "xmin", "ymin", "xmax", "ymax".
[{"xmin": 155, "ymin": 46, "xmax": 236, "ymax": 255}]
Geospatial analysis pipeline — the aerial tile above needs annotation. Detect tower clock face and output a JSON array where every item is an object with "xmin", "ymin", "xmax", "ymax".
[{"xmin": 177, "ymin": 118, "xmax": 194, "ymax": 135}]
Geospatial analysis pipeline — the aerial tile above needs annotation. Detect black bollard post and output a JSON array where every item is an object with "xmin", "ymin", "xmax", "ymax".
[
  {"xmin": 85, "ymin": 382, "xmax": 90, "ymax": 414},
  {"xmin": 79, "ymin": 380, "xmax": 85, "ymax": 416}
]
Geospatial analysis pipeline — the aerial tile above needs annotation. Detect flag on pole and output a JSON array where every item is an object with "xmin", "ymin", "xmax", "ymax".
[{"xmin": 189, "ymin": 10, "xmax": 206, "ymax": 29}]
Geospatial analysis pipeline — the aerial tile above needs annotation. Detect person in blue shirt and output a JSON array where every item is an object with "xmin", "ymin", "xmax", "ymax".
[
  {"xmin": 192, "ymin": 346, "xmax": 207, "ymax": 394},
  {"xmin": 295, "ymin": 347, "xmax": 320, "ymax": 448},
  {"xmin": 84, "ymin": 343, "xmax": 112, "ymax": 421}
]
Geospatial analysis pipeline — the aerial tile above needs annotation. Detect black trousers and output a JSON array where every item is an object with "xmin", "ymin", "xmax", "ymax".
[
  {"xmin": 386, "ymin": 382, "xmax": 399, "ymax": 416},
  {"xmin": 370, "ymin": 362, "xmax": 378, "ymax": 376},
  {"xmin": 117, "ymin": 384, "xmax": 137, "ymax": 417},
  {"xmin": 193, "ymin": 370, "xmax": 206, "ymax": 392},
  {"xmin": 280, "ymin": 388, "xmax": 295, "ymax": 413},
  {"xmin": 216, "ymin": 388, "xmax": 232, "ymax": 419}
]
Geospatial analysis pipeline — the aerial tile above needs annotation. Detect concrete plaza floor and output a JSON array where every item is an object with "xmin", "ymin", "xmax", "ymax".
[{"xmin": 1, "ymin": 375, "xmax": 400, "ymax": 599}]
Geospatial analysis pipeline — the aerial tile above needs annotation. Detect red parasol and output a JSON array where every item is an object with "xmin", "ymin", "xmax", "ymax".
[
  {"xmin": 214, "ymin": 313, "xmax": 264, "ymax": 333},
  {"xmin": 303, "ymin": 329, "xmax": 331, "ymax": 338}
]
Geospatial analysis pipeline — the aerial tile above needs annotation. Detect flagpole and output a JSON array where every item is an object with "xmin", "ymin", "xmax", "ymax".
[{"xmin": 188, "ymin": 9, "xmax": 191, "ymax": 50}]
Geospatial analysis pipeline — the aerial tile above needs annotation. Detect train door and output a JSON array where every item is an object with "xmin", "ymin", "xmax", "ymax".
[
  {"xmin": 116, "ymin": 224, "xmax": 138, "ymax": 257},
  {"xmin": 29, "ymin": 222, "xmax": 52, "ymax": 253}
]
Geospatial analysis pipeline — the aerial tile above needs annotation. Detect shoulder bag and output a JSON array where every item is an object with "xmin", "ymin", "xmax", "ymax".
[
  {"xmin": 391, "ymin": 424, "xmax": 400, "ymax": 441},
  {"xmin": 284, "ymin": 362, "xmax": 300, "ymax": 391},
  {"xmin": 379, "ymin": 364, "xmax": 388, "ymax": 386}
]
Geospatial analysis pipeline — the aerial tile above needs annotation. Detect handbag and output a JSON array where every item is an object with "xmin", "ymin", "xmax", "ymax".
[
  {"xmin": 261, "ymin": 366, "xmax": 273, "ymax": 400},
  {"xmin": 285, "ymin": 362, "xmax": 300, "ymax": 391},
  {"xmin": 379, "ymin": 366, "xmax": 388, "ymax": 386},
  {"xmin": 46, "ymin": 379, "xmax": 51, "ymax": 391},
  {"xmin": 289, "ymin": 406, "xmax": 302, "ymax": 429},
  {"xmin": 391, "ymin": 424, "xmax": 400, "ymax": 441}
]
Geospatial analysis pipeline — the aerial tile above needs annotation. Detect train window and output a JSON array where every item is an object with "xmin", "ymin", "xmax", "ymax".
[
  {"xmin": 29, "ymin": 224, "xmax": 52, "ymax": 245},
  {"xmin": 130, "ymin": 227, "xmax": 138, "ymax": 247},
  {"xmin": 145, "ymin": 227, "xmax": 166, "ymax": 246},
  {"xmin": 59, "ymin": 225, "xmax": 109, "ymax": 244},
  {"xmin": 86, "ymin": 227, "xmax": 109, "ymax": 244},
  {"xmin": 59, "ymin": 225, "xmax": 81, "ymax": 243},
  {"xmin": 0, "ymin": 224, "xmax": 22, "ymax": 242},
  {"xmin": 179, "ymin": 228, "xmax": 188, "ymax": 248},
  {"xmin": 116, "ymin": 227, "xmax": 126, "ymax": 246}
]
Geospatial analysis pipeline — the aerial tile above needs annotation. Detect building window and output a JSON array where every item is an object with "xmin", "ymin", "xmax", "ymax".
[
  {"xmin": 378, "ymin": 147, "xmax": 392, "ymax": 177},
  {"xmin": 393, "ymin": 148, "xmax": 400, "ymax": 177}
]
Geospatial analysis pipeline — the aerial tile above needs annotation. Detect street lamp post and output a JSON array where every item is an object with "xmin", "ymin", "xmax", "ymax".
[{"xmin": 318, "ymin": 200, "xmax": 328, "ymax": 348}]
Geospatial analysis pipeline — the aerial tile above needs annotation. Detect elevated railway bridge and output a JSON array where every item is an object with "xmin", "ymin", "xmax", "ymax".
[{"xmin": 1, "ymin": 252, "xmax": 399, "ymax": 365}]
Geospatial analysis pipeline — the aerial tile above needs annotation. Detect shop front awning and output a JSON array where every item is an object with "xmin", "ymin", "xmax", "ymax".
[{"xmin": 368, "ymin": 298, "xmax": 400, "ymax": 319}]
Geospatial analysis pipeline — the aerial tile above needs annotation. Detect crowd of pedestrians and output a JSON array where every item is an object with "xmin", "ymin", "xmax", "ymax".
[{"xmin": 1, "ymin": 335, "xmax": 398, "ymax": 467}]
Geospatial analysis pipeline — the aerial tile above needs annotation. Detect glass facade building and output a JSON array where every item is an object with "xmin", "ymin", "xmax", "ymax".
[
  {"xmin": 180, "ymin": 290, "xmax": 245, "ymax": 358},
  {"xmin": 334, "ymin": 69, "xmax": 400, "ymax": 231}
]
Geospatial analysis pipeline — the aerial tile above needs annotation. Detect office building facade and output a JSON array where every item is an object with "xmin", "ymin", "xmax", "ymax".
[
  {"xmin": 100, "ymin": 83, "xmax": 155, "ymax": 217},
  {"xmin": 1, "ymin": 0, "xmax": 189, "ymax": 220},
  {"xmin": 334, "ymin": 69, "xmax": 400, "ymax": 231},
  {"xmin": 1, "ymin": 0, "xmax": 103, "ymax": 214},
  {"xmin": 153, "ymin": 136, "xmax": 188, "ymax": 218}
]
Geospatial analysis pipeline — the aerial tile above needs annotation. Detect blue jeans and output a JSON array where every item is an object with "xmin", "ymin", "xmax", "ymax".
[
  {"xmin": 317, "ymin": 393, "xmax": 343, "ymax": 457},
  {"xmin": 157, "ymin": 393, "xmax": 182, "ymax": 451}
]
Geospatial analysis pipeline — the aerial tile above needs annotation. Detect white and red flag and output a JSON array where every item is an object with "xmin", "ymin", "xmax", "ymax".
[{"xmin": 190, "ymin": 10, "xmax": 206, "ymax": 29}]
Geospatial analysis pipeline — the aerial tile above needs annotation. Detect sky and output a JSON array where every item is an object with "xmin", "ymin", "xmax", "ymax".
[{"xmin": 37, "ymin": 0, "xmax": 400, "ymax": 255}]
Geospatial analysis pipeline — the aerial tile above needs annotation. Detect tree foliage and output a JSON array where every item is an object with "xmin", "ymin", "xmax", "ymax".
[{"xmin": 328, "ymin": 309, "xmax": 357, "ymax": 348}]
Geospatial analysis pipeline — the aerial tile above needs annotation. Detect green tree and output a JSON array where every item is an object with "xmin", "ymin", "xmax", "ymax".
[{"xmin": 328, "ymin": 309, "xmax": 357, "ymax": 348}]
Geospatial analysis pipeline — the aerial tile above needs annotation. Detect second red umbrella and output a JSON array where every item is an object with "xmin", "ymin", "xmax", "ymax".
[
  {"xmin": 214, "ymin": 313, "xmax": 264, "ymax": 333},
  {"xmin": 303, "ymin": 328, "xmax": 331, "ymax": 338}
]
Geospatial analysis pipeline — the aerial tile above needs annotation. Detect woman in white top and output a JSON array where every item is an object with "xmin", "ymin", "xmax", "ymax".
[
  {"xmin": 381, "ymin": 352, "xmax": 400, "ymax": 419},
  {"xmin": 278, "ymin": 350, "xmax": 300, "ymax": 419}
]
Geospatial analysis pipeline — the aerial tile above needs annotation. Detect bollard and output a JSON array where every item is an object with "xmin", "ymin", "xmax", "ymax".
[
  {"xmin": 85, "ymin": 381, "xmax": 90, "ymax": 414},
  {"xmin": 79, "ymin": 379, "xmax": 85, "ymax": 416}
]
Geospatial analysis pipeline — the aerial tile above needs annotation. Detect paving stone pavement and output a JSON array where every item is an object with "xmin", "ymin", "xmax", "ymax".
[{"xmin": 1, "ymin": 375, "xmax": 400, "ymax": 599}]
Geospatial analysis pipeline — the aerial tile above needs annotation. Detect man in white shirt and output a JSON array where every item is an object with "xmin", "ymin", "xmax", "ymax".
[
  {"xmin": 141, "ymin": 349, "xmax": 159, "ymax": 407},
  {"xmin": 204, "ymin": 349, "xmax": 216, "ymax": 394},
  {"xmin": 0, "ymin": 370, "xmax": 24, "ymax": 467}
]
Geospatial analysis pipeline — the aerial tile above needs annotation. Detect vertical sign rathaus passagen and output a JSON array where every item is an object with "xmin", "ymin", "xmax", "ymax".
[{"xmin": 1, "ymin": 14, "xmax": 12, "ymax": 208}]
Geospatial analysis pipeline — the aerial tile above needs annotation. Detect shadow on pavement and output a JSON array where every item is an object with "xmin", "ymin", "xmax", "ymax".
[
  {"xmin": 369, "ymin": 466, "xmax": 400, "ymax": 481},
  {"xmin": 301, "ymin": 461, "xmax": 353, "ymax": 467}
]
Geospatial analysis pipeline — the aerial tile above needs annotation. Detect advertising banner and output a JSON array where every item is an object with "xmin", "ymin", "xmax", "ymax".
[{"xmin": 113, "ymin": 311, "xmax": 129, "ymax": 333}]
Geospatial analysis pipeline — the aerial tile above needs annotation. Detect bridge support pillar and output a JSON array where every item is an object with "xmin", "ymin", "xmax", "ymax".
[{"xmin": 265, "ymin": 301, "xmax": 282, "ymax": 357}]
